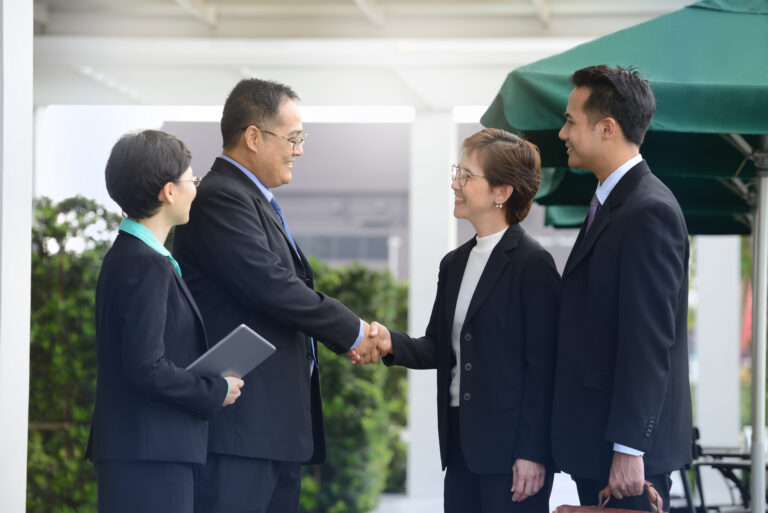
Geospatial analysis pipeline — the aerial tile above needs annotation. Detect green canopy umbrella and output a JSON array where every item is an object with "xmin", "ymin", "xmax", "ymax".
[
  {"xmin": 482, "ymin": 1, "xmax": 768, "ymax": 510},
  {"xmin": 482, "ymin": 0, "xmax": 768, "ymax": 234}
]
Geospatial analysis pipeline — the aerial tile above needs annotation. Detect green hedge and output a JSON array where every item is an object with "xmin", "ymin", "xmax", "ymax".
[
  {"xmin": 28, "ymin": 196, "xmax": 120, "ymax": 512},
  {"xmin": 27, "ymin": 196, "xmax": 408, "ymax": 513},
  {"xmin": 301, "ymin": 259, "xmax": 408, "ymax": 513}
]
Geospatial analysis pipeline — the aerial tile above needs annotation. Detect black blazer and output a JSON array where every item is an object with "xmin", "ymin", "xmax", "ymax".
[
  {"xmin": 383, "ymin": 225, "xmax": 560, "ymax": 474},
  {"xmin": 173, "ymin": 157, "xmax": 360, "ymax": 464},
  {"xmin": 86, "ymin": 232, "xmax": 227, "ymax": 464},
  {"xmin": 551, "ymin": 161, "xmax": 692, "ymax": 479}
]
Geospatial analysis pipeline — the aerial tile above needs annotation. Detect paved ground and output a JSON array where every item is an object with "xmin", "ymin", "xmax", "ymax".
[
  {"xmin": 373, "ymin": 471, "xmax": 691, "ymax": 512},
  {"xmin": 372, "ymin": 472, "xmax": 580, "ymax": 512}
]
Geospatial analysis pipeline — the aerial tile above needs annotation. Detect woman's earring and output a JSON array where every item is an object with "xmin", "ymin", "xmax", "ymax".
[{"xmin": 495, "ymin": 203, "xmax": 503, "ymax": 209}]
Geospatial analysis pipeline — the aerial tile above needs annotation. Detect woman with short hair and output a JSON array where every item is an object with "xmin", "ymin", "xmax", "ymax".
[
  {"xmin": 86, "ymin": 129, "xmax": 244, "ymax": 513},
  {"xmin": 373, "ymin": 128, "xmax": 560, "ymax": 513}
]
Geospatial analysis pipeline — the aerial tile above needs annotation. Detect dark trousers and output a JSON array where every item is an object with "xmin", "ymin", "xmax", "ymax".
[
  {"xmin": 574, "ymin": 473, "xmax": 672, "ymax": 512},
  {"xmin": 95, "ymin": 460, "xmax": 194, "ymax": 513},
  {"xmin": 444, "ymin": 407, "xmax": 554, "ymax": 513},
  {"xmin": 194, "ymin": 452, "xmax": 302, "ymax": 513}
]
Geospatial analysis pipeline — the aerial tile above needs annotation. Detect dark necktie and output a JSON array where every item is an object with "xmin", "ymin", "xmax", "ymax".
[
  {"xmin": 269, "ymin": 198, "xmax": 298, "ymax": 253},
  {"xmin": 585, "ymin": 194, "xmax": 601, "ymax": 233},
  {"xmin": 269, "ymin": 197, "xmax": 316, "ymax": 372}
]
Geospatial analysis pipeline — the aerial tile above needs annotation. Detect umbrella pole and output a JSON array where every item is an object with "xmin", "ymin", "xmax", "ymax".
[{"xmin": 751, "ymin": 135, "xmax": 768, "ymax": 513}]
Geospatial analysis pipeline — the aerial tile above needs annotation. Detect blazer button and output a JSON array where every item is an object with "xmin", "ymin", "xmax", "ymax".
[
  {"xmin": 463, "ymin": 392, "xmax": 471, "ymax": 401},
  {"xmin": 464, "ymin": 333, "xmax": 472, "ymax": 342},
  {"xmin": 464, "ymin": 362, "xmax": 472, "ymax": 371}
]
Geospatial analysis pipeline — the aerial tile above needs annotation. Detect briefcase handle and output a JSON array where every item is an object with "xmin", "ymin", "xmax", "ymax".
[{"xmin": 597, "ymin": 481, "xmax": 664, "ymax": 513}]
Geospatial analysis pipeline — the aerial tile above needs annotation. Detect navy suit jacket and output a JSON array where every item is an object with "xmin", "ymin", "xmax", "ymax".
[
  {"xmin": 551, "ymin": 161, "xmax": 692, "ymax": 479},
  {"xmin": 86, "ymin": 232, "xmax": 227, "ymax": 464},
  {"xmin": 173, "ymin": 157, "xmax": 360, "ymax": 464},
  {"xmin": 383, "ymin": 225, "xmax": 560, "ymax": 474}
]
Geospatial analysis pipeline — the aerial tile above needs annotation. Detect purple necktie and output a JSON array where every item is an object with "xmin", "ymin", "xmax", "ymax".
[{"xmin": 585, "ymin": 194, "xmax": 601, "ymax": 233}]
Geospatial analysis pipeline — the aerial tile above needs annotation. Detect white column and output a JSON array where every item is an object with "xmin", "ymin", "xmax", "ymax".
[
  {"xmin": 387, "ymin": 235, "xmax": 401, "ymax": 282},
  {"xmin": 0, "ymin": 1, "xmax": 33, "ymax": 512},
  {"xmin": 693, "ymin": 236, "xmax": 742, "ymax": 506},
  {"xmin": 695, "ymin": 236, "xmax": 741, "ymax": 446},
  {"xmin": 407, "ymin": 111, "xmax": 456, "ymax": 498}
]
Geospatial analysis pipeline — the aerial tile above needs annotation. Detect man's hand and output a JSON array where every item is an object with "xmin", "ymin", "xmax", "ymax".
[
  {"xmin": 348, "ymin": 321, "xmax": 379, "ymax": 364},
  {"xmin": 608, "ymin": 451, "xmax": 644, "ymax": 499},
  {"xmin": 510, "ymin": 458, "xmax": 545, "ymax": 502},
  {"xmin": 222, "ymin": 376, "xmax": 244, "ymax": 406},
  {"xmin": 369, "ymin": 322, "xmax": 392, "ymax": 357}
]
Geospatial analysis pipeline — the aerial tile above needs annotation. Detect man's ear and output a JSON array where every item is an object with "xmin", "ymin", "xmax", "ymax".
[
  {"xmin": 600, "ymin": 117, "xmax": 618, "ymax": 140},
  {"xmin": 243, "ymin": 125, "xmax": 261, "ymax": 153}
]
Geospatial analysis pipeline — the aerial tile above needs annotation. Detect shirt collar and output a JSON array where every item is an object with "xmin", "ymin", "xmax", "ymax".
[
  {"xmin": 594, "ymin": 154, "xmax": 643, "ymax": 205},
  {"xmin": 119, "ymin": 218, "xmax": 182, "ymax": 277},
  {"xmin": 220, "ymin": 154, "xmax": 273, "ymax": 202}
]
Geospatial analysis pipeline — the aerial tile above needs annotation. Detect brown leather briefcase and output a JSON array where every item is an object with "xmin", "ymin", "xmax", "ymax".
[{"xmin": 553, "ymin": 481, "xmax": 664, "ymax": 513}]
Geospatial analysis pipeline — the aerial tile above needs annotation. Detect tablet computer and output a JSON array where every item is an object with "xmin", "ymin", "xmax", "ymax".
[{"xmin": 186, "ymin": 324, "xmax": 276, "ymax": 379}]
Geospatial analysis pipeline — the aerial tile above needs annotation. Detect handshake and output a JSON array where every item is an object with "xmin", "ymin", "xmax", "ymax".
[{"xmin": 347, "ymin": 321, "xmax": 392, "ymax": 365}]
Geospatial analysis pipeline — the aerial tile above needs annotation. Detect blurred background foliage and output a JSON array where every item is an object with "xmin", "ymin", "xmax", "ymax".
[
  {"xmin": 28, "ymin": 196, "xmax": 120, "ymax": 512},
  {"xmin": 27, "ymin": 196, "xmax": 408, "ymax": 513},
  {"xmin": 302, "ymin": 259, "xmax": 408, "ymax": 513}
]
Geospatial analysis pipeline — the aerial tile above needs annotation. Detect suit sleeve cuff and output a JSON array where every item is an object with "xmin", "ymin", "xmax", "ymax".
[
  {"xmin": 613, "ymin": 443, "xmax": 644, "ymax": 456},
  {"xmin": 348, "ymin": 319, "xmax": 365, "ymax": 350}
]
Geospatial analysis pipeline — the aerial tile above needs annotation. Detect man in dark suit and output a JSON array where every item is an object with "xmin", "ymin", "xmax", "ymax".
[
  {"xmin": 551, "ymin": 65, "xmax": 692, "ymax": 511},
  {"xmin": 173, "ymin": 78, "xmax": 380, "ymax": 513}
]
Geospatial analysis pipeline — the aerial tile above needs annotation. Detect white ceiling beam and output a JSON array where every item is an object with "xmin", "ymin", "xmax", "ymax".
[
  {"xmin": 531, "ymin": 0, "xmax": 551, "ymax": 26},
  {"xmin": 75, "ymin": 65, "xmax": 145, "ymax": 103},
  {"xmin": 174, "ymin": 0, "xmax": 217, "ymax": 28},
  {"xmin": 38, "ymin": 1, "xmax": 688, "ymax": 19},
  {"xmin": 36, "ymin": 36, "xmax": 588, "ymax": 69},
  {"xmin": 218, "ymin": 1, "xmax": 681, "ymax": 17},
  {"xmin": 353, "ymin": 0, "xmax": 385, "ymax": 27}
]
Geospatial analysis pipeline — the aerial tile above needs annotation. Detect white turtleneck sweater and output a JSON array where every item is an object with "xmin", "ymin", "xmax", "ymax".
[{"xmin": 449, "ymin": 227, "xmax": 507, "ymax": 407}]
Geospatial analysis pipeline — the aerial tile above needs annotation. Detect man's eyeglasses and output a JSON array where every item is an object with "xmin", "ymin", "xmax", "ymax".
[
  {"xmin": 241, "ymin": 125, "xmax": 308, "ymax": 151},
  {"xmin": 175, "ymin": 176, "xmax": 202, "ymax": 187},
  {"xmin": 451, "ymin": 164, "xmax": 487, "ymax": 188}
]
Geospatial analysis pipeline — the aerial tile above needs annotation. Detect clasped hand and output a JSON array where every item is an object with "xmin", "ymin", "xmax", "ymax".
[{"xmin": 347, "ymin": 321, "xmax": 392, "ymax": 365}]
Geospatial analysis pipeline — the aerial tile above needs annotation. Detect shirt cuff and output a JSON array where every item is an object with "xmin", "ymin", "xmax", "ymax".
[
  {"xmin": 613, "ymin": 443, "xmax": 644, "ymax": 456},
  {"xmin": 349, "ymin": 319, "xmax": 365, "ymax": 350},
  {"xmin": 222, "ymin": 376, "xmax": 229, "ymax": 402}
]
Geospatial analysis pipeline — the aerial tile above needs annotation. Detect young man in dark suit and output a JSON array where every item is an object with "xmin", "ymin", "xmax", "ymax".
[
  {"xmin": 173, "ymin": 79, "xmax": 380, "ymax": 513},
  {"xmin": 551, "ymin": 65, "xmax": 692, "ymax": 511}
]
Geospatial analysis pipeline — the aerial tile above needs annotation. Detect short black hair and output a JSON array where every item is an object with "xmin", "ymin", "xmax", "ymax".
[
  {"xmin": 105, "ymin": 130, "xmax": 191, "ymax": 219},
  {"xmin": 220, "ymin": 78, "xmax": 300, "ymax": 149},
  {"xmin": 571, "ymin": 65, "xmax": 655, "ymax": 146}
]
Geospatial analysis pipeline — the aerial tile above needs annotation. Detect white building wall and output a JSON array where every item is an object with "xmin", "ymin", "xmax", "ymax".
[
  {"xmin": 406, "ymin": 111, "xmax": 457, "ymax": 498},
  {"xmin": 0, "ymin": 1, "xmax": 33, "ymax": 511}
]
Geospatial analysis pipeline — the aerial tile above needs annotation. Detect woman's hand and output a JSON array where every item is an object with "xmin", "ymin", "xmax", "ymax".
[
  {"xmin": 222, "ymin": 376, "xmax": 244, "ymax": 406},
  {"xmin": 511, "ymin": 458, "xmax": 545, "ymax": 502}
]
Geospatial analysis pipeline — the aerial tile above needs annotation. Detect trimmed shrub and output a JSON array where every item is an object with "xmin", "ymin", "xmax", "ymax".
[
  {"xmin": 300, "ymin": 258, "xmax": 408, "ymax": 513},
  {"xmin": 28, "ymin": 196, "xmax": 120, "ymax": 512}
]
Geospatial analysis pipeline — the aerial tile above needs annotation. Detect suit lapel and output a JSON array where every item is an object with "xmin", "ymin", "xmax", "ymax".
[
  {"xmin": 214, "ymin": 159, "xmax": 307, "ymax": 275},
  {"xmin": 464, "ymin": 226, "xmax": 520, "ymax": 322},
  {"xmin": 255, "ymin": 192, "xmax": 307, "ymax": 273},
  {"xmin": 563, "ymin": 161, "xmax": 650, "ymax": 277},
  {"xmin": 171, "ymin": 269, "xmax": 210, "ymax": 348},
  {"xmin": 442, "ymin": 241, "xmax": 474, "ymax": 329},
  {"xmin": 562, "ymin": 204, "xmax": 611, "ymax": 275}
]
